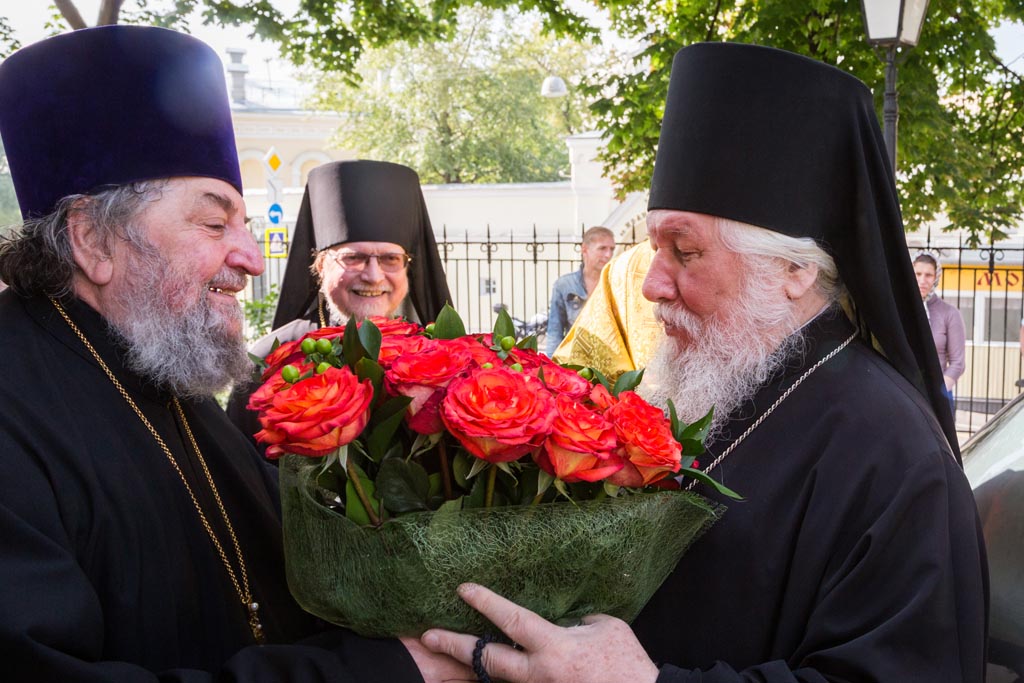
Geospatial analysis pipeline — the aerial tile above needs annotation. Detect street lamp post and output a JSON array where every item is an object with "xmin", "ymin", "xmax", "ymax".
[
  {"xmin": 859, "ymin": 0, "xmax": 931, "ymax": 173},
  {"xmin": 541, "ymin": 75, "xmax": 572, "ymax": 133}
]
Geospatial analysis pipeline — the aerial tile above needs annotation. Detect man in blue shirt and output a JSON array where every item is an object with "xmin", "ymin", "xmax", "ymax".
[{"xmin": 545, "ymin": 225, "xmax": 615, "ymax": 355}]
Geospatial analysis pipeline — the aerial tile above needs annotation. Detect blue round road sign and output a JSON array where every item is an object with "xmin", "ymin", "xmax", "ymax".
[{"xmin": 268, "ymin": 203, "xmax": 284, "ymax": 224}]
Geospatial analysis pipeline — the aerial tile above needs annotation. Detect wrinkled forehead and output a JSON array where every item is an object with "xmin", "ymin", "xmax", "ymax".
[
  {"xmin": 646, "ymin": 210, "xmax": 722, "ymax": 243},
  {"xmin": 142, "ymin": 176, "xmax": 245, "ymax": 219}
]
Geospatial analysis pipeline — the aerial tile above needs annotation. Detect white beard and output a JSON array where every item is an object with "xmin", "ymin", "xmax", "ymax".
[
  {"xmin": 107, "ymin": 244, "xmax": 253, "ymax": 398},
  {"xmin": 639, "ymin": 260, "xmax": 808, "ymax": 441}
]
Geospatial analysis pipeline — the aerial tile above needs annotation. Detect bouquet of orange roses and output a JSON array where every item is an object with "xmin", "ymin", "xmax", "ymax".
[{"xmin": 250, "ymin": 306, "xmax": 733, "ymax": 637}]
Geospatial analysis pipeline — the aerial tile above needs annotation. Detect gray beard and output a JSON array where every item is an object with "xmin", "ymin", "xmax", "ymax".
[
  {"xmin": 107, "ymin": 246, "xmax": 253, "ymax": 399},
  {"xmin": 326, "ymin": 297, "xmax": 349, "ymax": 326},
  {"xmin": 638, "ymin": 267, "xmax": 809, "ymax": 442}
]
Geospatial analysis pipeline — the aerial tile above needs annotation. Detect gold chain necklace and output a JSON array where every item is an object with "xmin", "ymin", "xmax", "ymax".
[
  {"xmin": 685, "ymin": 330, "xmax": 858, "ymax": 491},
  {"xmin": 50, "ymin": 298, "xmax": 265, "ymax": 643}
]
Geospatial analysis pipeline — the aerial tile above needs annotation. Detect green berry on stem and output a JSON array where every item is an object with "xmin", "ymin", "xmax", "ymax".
[
  {"xmin": 281, "ymin": 364, "xmax": 300, "ymax": 383},
  {"xmin": 500, "ymin": 336, "xmax": 516, "ymax": 351},
  {"xmin": 300, "ymin": 338, "xmax": 317, "ymax": 355},
  {"xmin": 316, "ymin": 362, "xmax": 331, "ymax": 374},
  {"xmin": 425, "ymin": 323, "xmax": 436, "ymax": 335},
  {"xmin": 510, "ymin": 362, "xmax": 523, "ymax": 372},
  {"xmin": 481, "ymin": 362, "xmax": 494, "ymax": 369},
  {"xmin": 315, "ymin": 338, "xmax": 334, "ymax": 355},
  {"xmin": 578, "ymin": 367, "xmax": 594, "ymax": 380}
]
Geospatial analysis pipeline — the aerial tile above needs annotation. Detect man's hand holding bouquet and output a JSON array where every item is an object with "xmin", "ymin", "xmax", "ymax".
[{"xmin": 248, "ymin": 306, "xmax": 734, "ymax": 637}]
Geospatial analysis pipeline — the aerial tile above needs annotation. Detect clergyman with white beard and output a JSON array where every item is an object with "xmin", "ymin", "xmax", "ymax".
[{"xmin": 416, "ymin": 42, "xmax": 988, "ymax": 683}]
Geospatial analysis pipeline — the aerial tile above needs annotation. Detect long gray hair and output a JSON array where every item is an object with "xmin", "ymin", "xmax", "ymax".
[
  {"xmin": 0, "ymin": 182, "xmax": 163, "ymax": 297},
  {"xmin": 715, "ymin": 216, "xmax": 845, "ymax": 304}
]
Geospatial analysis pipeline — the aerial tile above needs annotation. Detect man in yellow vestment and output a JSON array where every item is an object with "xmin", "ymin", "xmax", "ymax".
[{"xmin": 551, "ymin": 241, "xmax": 661, "ymax": 379}]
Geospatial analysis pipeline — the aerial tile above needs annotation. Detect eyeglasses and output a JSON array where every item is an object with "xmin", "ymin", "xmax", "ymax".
[{"xmin": 325, "ymin": 251, "xmax": 412, "ymax": 273}]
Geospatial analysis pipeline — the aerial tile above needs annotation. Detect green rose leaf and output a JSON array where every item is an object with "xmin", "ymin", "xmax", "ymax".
[
  {"xmin": 358, "ymin": 318, "xmax": 382, "ymax": 362},
  {"xmin": 365, "ymin": 396, "xmax": 412, "ymax": 461},
  {"xmin": 436, "ymin": 496, "xmax": 463, "ymax": 514},
  {"xmin": 463, "ymin": 475, "xmax": 488, "ymax": 509},
  {"xmin": 679, "ymin": 406, "xmax": 714, "ymax": 443},
  {"xmin": 342, "ymin": 317, "xmax": 368, "ymax": 368},
  {"xmin": 516, "ymin": 334, "xmax": 539, "ymax": 352},
  {"xmin": 677, "ymin": 438, "xmax": 706, "ymax": 457},
  {"xmin": 376, "ymin": 457, "xmax": 432, "ymax": 514},
  {"xmin": 492, "ymin": 307, "xmax": 516, "ymax": 340},
  {"xmin": 247, "ymin": 351, "xmax": 268, "ymax": 373},
  {"xmin": 345, "ymin": 460, "xmax": 380, "ymax": 525},
  {"xmin": 612, "ymin": 368, "xmax": 645, "ymax": 396},
  {"xmin": 590, "ymin": 367, "xmax": 613, "ymax": 393},
  {"xmin": 433, "ymin": 304, "xmax": 467, "ymax": 339},
  {"xmin": 355, "ymin": 357, "xmax": 386, "ymax": 404},
  {"xmin": 679, "ymin": 466, "xmax": 743, "ymax": 500},
  {"xmin": 452, "ymin": 451, "xmax": 472, "ymax": 489}
]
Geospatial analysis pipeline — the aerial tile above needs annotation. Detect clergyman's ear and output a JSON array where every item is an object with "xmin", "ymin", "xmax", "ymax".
[
  {"xmin": 67, "ymin": 200, "xmax": 114, "ymax": 286},
  {"xmin": 784, "ymin": 262, "xmax": 819, "ymax": 301}
]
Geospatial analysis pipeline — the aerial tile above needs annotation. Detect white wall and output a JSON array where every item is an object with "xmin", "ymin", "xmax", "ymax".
[{"xmin": 243, "ymin": 131, "xmax": 644, "ymax": 242}]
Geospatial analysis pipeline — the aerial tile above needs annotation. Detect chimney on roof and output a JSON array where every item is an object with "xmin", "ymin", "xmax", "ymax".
[{"xmin": 225, "ymin": 48, "xmax": 249, "ymax": 105}]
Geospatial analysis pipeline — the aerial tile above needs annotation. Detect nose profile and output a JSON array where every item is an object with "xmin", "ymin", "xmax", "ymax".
[
  {"xmin": 641, "ymin": 253, "xmax": 675, "ymax": 303},
  {"xmin": 228, "ymin": 226, "xmax": 265, "ymax": 276}
]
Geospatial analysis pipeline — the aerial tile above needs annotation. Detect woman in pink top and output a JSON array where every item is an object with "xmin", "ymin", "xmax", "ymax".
[{"xmin": 914, "ymin": 253, "xmax": 966, "ymax": 417}]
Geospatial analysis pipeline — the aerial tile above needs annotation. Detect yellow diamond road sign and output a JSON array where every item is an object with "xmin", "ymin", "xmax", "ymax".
[{"xmin": 263, "ymin": 147, "xmax": 282, "ymax": 174}]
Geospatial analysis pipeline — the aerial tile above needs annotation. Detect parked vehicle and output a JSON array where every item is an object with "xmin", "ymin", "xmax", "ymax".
[
  {"xmin": 962, "ymin": 393, "xmax": 1024, "ymax": 682},
  {"xmin": 492, "ymin": 303, "xmax": 547, "ymax": 348}
]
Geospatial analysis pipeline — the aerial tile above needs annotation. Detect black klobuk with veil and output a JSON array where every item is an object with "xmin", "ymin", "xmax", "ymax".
[{"xmin": 647, "ymin": 42, "xmax": 959, "ymax": 460}]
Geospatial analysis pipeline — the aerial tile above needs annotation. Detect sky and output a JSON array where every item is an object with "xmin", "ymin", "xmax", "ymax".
[{"xmin": 3, "ymin": 2, "xmax": 1023, "ymax": 76}]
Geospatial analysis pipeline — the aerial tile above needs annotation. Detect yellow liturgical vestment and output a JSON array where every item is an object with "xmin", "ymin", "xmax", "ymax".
[{"xmin": 552, "ymin": 242, "xmax": 663, "ymax": 379}]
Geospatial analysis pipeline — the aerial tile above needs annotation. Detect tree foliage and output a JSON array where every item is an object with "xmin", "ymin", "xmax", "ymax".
[
  {"xmin": 5, "ymin": 1, "xmax": 1022, "ymax": 242},
  {"xmin": 309, "ymin": 8, "xmax": 602, "ymax": 184},
  {"xmin": 0, "ymin": 142, "xmax": 20, "ymax": 231},
  {"xmin": 583, "ymin": 0, "xmax": 1024, "ymax": 244}
]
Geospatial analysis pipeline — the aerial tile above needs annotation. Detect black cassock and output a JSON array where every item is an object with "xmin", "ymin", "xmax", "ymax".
[
  {"xmin": 634, "ymin": 307, "xmax": 988, "ymax": 683},
  {"xmin": 0, "ymin": 292, "xmax": 422, "ymax": 682}
]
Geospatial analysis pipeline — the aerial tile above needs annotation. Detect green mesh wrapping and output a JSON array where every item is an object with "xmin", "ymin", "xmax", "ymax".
[{"xmin": 279, "ymin": 454, "xmax": 725, "ymax": 637}]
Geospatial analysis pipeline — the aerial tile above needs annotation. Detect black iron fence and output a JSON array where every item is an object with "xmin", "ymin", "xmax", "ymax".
[
  {"xmin": 250, "ymin": 220, "xmax": 1024, "ymax": 439},
  {"xmin": 906, "ymin": 233, "xmax": 1024, "ymax": 438},
  {"xmin": 250, "ymin": 221, "xmax": 648, "ymax": 334}
]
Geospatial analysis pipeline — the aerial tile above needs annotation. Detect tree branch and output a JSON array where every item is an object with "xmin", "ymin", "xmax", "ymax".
[
  {"xmin": 54, "ymin": 0, "xmax": 88, "ymax": 30},
  {"xmin": 985, "ymin": 48, "xmax": 1024, "ymax": 85},
  {"xmin": 97, "ymin": 0, "xmax": 125, "ymax": 26}
]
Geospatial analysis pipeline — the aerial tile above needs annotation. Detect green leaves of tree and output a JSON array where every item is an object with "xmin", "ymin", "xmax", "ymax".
[
  {"xmin": 308, "ymin": 7, "xmax": 600, "ymax": 184},
  {"xmin": 586, "ymin": 0, "xmax": 1023, "ymax": 243}
]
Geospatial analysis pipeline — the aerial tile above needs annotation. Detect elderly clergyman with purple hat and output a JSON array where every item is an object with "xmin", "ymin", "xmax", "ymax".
[
  {"xmin": 417, "ymin": 43, "xmax": 988, "ymax": 683},
  {"xmin": 0, "ymin": 25, "xmax": 468, "ymax": 683}
]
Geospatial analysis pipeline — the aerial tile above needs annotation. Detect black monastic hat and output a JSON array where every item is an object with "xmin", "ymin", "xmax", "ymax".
[
  {"xmin": 271, "ymin": 160, "xmax": 452, "ymax": 329},
  {"xmin": 649, "ymin": 42, "xmax": 958, "ymax": 459},
  {"xmin": 0, "ymin": 25, "xmax": 241, "ymax": 219}
]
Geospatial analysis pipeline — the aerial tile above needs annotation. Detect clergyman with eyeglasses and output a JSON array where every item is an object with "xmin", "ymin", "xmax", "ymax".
[{"xmin": 225, "ymin": 160, "xmax": 451, "ymax": 449}]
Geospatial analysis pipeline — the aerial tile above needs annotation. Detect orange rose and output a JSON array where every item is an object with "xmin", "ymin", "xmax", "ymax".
[
  {"xmin": 366, "ymin": 316, "xmax": 421, "ymax": 337},
  {"xmin": 247, "ymin": 364, "xmax": 306, "ymax": 413},
  {"xmin": 445, "ymin": 335, "xmax": 501, "ymax": 368},
  {"xmin": 386, "ymin": 340, "xmax": 472, "ymax": 434},
  {"xmin": 588, "ymin": 383, "xmax": 618, "ymax": 411},
  {"xmin": 441, "ymin": 367, "xmax": 556, "ymax": 463},
  {"xmin": 536, "ymin": 395, "xmax": 623, "ymax": 482},
  {"xmin": 505, "ymin": 346, "xmax": 544, "ymax": 371},
  {"xmin": 261, "ymin": 338, "xmax": 305, "ymax": 381},
  {"xmin": 305, "ymin": 326, "xmax": 347, "ymax": 340},
  {"xmin": 604, "ymin": 391, "xmax": 682, "ymax": 487},
  {"xmin": 378, "ymin": 333, "xmax": 430, "ymax": 368},
  {"xmin": 255, "ymin": 366, "xmax": 373, "ymax": 459},
  {"xmin": 533, "ymin": 360, "xmax": 592, "ymax": 399}
]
